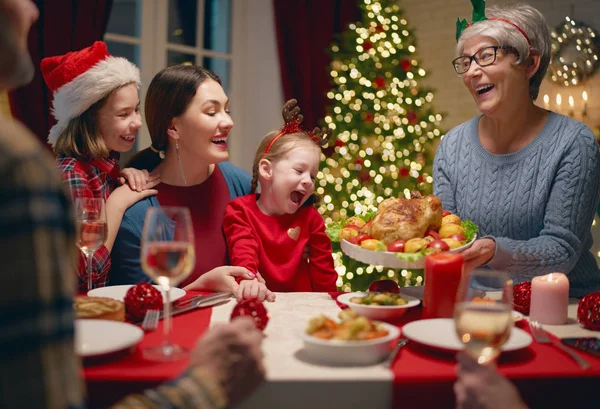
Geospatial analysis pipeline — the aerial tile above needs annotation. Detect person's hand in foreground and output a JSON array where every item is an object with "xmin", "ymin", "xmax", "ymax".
[
  {"xmin": 454, "ymin": 352, "xmax": 528, "ymax": 409},
  {"xmin": 192, "ymin": 317, "xmax": 266, "ymax": 406}
]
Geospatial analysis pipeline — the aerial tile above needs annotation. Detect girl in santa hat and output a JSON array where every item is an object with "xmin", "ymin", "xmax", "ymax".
[{"xmin": 41, "ymin": 41, "xmax": 159, "ymax": 292}]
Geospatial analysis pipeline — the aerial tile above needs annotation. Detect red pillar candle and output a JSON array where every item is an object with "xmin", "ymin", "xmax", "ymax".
[{"xmin": 423, "ymin": 253, "xmax": 465, "ymax": 319}]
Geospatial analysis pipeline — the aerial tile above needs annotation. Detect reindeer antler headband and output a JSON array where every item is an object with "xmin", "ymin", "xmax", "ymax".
[
  {"xmin": 264, "ymin": 99, "xmax": 333, "ymax": 157},
  {"xmin": 456, "ymin": 0, "xmax": 531, "ymax": 46}
]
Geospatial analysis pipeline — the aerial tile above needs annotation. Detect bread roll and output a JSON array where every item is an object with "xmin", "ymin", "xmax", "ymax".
[{"xmin": 74, "ymin": 296, "xmax": 125, "ymax": 322}]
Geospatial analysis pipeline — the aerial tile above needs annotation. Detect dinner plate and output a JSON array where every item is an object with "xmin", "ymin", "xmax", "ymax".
[
  {"xmin": 402, "ymin": 318, "xmax": 532, "ymax": 352},
  {"xmin": 340, "ymin": 235, "xmax": 477, "ymax": 269},
  {"xmin": 337, "ymin": 292, "xmax": 420, "ymax": 321},
  {"xmin": 75, "ymin": 319, "xmax": 144, "ymax": 358},
  {"xmin": 88, "ymin": 284, "xmax": 186, "ymax": 303},
  {"xmin": 512, "ymin": 310, "xmax": 525, "ymax": 322}
]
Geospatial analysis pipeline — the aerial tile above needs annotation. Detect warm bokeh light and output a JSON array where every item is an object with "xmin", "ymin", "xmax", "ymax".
[{"xmin": 319, "ymin": 0, "xmax": 445, "ymax": 291}]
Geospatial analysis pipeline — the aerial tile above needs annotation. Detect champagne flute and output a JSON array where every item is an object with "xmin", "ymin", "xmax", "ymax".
[
  {"xmin": 454, "ymin": 269, "xmax": 514, "ymax": 365},
  {"xmin": 141, "ymin": 206, "xmax": 195, "ymax": 361},
  {"xmin": 74, "ymin": 198, "xmax": 107, "ymax": 291}
]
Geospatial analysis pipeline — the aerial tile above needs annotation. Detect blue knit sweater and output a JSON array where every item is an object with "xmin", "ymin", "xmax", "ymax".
[{"xmin": 434, "ymin": 113, "xmax": 600, "ymax": 297}]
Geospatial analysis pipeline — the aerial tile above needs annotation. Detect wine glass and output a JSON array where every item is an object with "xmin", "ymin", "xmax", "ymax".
[
  {"xmin": 141, "ymin": 206, "xmax": 195, "ymax": 361},
  {"xmin": 454, "ymin": 269, "xmax": 514, "ymax": 365},
  {"xmin": 74, "ymin": 198, "xmax": 107, "ymax": 291}
]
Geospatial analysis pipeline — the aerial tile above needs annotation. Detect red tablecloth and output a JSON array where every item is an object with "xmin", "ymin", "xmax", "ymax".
[
  {"xmin": 84, "ymin": 291, "xmax": 213, "ymax": 408},
  {"xmin": 85, "ymin": 292, "xmax": 600, "ymax": 409},
  {"xmin": 330, "ymin": 292, "xmax": 600, "ymax": 409}
]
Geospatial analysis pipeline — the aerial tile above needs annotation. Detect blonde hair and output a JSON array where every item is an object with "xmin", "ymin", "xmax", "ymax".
[
  {"xmin": 52, "ymin": 92, "xmax": 111, "ymax": 160},
  {"xmin": 250, "ymin": 130, "xmax": 320, "ymax": 194}
]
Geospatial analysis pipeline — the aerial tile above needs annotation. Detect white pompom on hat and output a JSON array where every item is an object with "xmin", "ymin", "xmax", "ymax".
[{"xmin": 41, "ymin": 41, "xmax": 141, "ymax": 147}]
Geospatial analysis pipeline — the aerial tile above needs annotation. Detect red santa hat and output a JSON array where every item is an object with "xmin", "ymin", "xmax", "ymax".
[{"xmin": 41, "ymin": 41, "xmax": 141, "ymax": 146}]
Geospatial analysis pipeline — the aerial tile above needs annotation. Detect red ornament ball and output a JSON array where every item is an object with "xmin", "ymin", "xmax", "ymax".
[
  {"xmin": 406, "ymin": 111, "xmax": 418, "ymax": 125},
  {"xmin": 512, "ymin": 281, "xmax": 532, "ymax": 315},
  {"xmin": 364, "ymin": 41, "xmax": 373, "ymax": 51},
  {"xmin": 124, "ymin": 282, "xmax": 163, "ymax": 321},
  {"xmin": 364, "ymin": 112, "xmax": 374, "ymax": 122},
  {"xmin": 577, "ymin": 291, "xmax": 600, "ymax": 331},
  {"xmin": 400, "ymin": 59, "xmax": 412, "ymax": 71},
  {"xmin": 231, "ymin": 299, "xmax": 270, "ymax": 331},
  {"xmin": 368, "ymin": 279, "xmax": 400, "ymax": 294},
  {"xmin": 373, "ymin": 76, "xmax": 386, "ymax": 88},
  {"xmin": 334, "ymin": 138, "xmax": 344, "ymax": 147},
  {"xmin": 399, "ymin": 167, "xmax": 410, "ymax": 178},
  {"xmin": 359, "ymin": 169, "xmax": 371, "ymax": 182}
]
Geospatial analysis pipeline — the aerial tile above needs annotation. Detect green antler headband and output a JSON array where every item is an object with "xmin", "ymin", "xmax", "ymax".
[
  {"xmin": 455, "ymin": 0, "xmax": 532, "ymax": 46},
  {"xmin": 456, "ymin": 0, "xmax": 487, "ymax": 41}
]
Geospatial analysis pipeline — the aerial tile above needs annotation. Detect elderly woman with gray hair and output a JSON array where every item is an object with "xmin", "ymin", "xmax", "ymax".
[{"xmin": 433, "ymin": 2, "xmax": 600, "ymax": 298}]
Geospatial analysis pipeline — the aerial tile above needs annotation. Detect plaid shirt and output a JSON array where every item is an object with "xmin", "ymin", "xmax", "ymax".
[
  {"xmin": 56, "ymin": 154, "xmax": 121, "ymax": 291},
  {"xmin": 0, "ymin": 117, "xmax": 226, "ymax": 409}
]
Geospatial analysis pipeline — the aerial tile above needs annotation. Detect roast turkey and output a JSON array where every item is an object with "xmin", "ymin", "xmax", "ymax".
[{"xmin": 368, "ymin": 191, "xmax": 443, "ymax": 244}]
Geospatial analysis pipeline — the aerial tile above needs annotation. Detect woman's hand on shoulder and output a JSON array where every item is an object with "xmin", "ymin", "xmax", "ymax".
[
  {"xmin": 119, "ymin": 168, "xmax": 160, "ymax": 192},
  {"xmin": 459, "ymin": 238, "xmax": 496, "ymax": 271}
]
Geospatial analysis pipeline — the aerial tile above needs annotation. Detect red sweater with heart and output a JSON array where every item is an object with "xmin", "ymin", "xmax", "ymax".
[{"xmin": 223, "ymin": 194, "xmax": 337, "ymax": 292}]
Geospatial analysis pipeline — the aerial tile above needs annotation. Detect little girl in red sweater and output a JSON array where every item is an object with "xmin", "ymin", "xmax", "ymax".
[{"xmin": 223, "ymin": 117, "xmax": 338, "ymax": 295}]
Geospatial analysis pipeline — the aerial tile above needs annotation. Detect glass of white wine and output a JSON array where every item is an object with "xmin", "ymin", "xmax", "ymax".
[
  {"xmin": 74, "ymin": 197, "xmax": 107, "ymax": 291},
  {"xmin": 454, "ymin": 269, "xmax": 514, "ymax": 365},
  {"xmin": 141, "ymin": 206, "xmax": 195, "ymax": 361}
]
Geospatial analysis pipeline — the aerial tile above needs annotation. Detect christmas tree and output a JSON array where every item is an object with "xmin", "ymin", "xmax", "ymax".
[{"xmin": 316, "ymin": 0, "xmax": 445, "ymax": 292}]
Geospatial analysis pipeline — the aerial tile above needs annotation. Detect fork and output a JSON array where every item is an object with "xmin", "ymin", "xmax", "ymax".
[
  {"xmin": 384, "ymin": 338, "xmax": 409, "ymax": 368},
  {"xmin": 141, "ymin": 309, "xmax": 160, "ymax": 332},
  {"xmin": 529, "ymin": 320, "xmax": 590, "ymax": 370}
]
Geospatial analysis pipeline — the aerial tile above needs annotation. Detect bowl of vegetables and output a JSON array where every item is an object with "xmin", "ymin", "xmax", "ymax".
[{"xmin": 337, "ymin": 292, "xmax": 420, "ymax": 322}]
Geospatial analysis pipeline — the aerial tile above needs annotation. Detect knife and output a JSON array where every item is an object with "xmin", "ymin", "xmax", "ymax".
[
  {"xmin": 161, "ymin": 292, "xmax": 232, "ymax": 319},
  {"xmin": 384, "ymin": 337, "xmax": 409, "ymax": 368}
]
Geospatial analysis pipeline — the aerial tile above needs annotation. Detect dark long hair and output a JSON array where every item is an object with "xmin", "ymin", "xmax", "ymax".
[{"xmin": 127, "ymin": 65, "xmax": 221, "ymax": 170}]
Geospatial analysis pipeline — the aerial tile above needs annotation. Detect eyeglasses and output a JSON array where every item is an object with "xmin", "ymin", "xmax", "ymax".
[{"xmin": 452, "ymin": 46, "xmax": 511, "ymax": 74}]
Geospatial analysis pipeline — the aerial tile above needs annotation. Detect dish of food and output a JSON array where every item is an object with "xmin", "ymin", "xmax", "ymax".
[
  {"xmin": 337, "ymin": 292, "xmax": 420, "ymax": 322},
  {"xmin": 349, "ymin": 292, "xmax": 408, "ymax": 306},
  {"xmin": 329, "ymin": 192, "xmax": 478, "ymax": 269},
  {"xmin": 301, "ymin": 310, "xmax": 401, "ymax": 365},
  {"xmin": 340, "ymin": 234, "xmax": 476, "ymax": 269},
  {"xmin": 305, "ymin": 309, "xmax": 390, "ymax": 341}
]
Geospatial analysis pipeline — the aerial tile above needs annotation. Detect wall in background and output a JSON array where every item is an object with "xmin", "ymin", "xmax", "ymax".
[{"xmin": 400, "ymin": 0, "xmax": 600, "ymax": 131}]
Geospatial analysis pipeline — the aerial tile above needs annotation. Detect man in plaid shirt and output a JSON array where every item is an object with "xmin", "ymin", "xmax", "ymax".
[{"xmin": 0, "ymin": 1, "xmax": 265, "ymax": 408}]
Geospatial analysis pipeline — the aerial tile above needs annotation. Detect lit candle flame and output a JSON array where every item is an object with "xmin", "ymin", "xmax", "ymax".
[
  {"xmin": 556, "ymin": 93, "xmax": 562, "ymax": 106},
  {"xmin": 569, "ymin": 96, "xmax": 574, "ymax": 107},
  {"xmin": 543, "ymin": 94, "xmax": 549, "ymax": 107},
  {"xmin": 582, "ymin": 91, "xmax": 588, "ymax": 102}
]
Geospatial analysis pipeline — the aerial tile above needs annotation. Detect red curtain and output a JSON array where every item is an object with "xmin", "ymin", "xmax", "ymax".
[
  {"xmin": 273, "ymin": 0, "xmax": 361, "ymax": 128},
  {"xmin": 9, "ymin": 0, "xmax": 113, "ymax": 147}
]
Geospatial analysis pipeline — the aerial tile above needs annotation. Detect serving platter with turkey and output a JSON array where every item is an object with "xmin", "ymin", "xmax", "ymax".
[{"xmin": 337, "ymin": 192, "xmax": 477, "ymax": 269}]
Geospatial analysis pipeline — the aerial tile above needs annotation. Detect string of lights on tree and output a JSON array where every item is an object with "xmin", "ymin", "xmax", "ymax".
[
  {"xmin": 548, "ymin": 16, "xmax": 599, "ymax": 86},
  {"xmin": 316, "ymin": 0, "xmax": 444, "ymax": 291}
]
